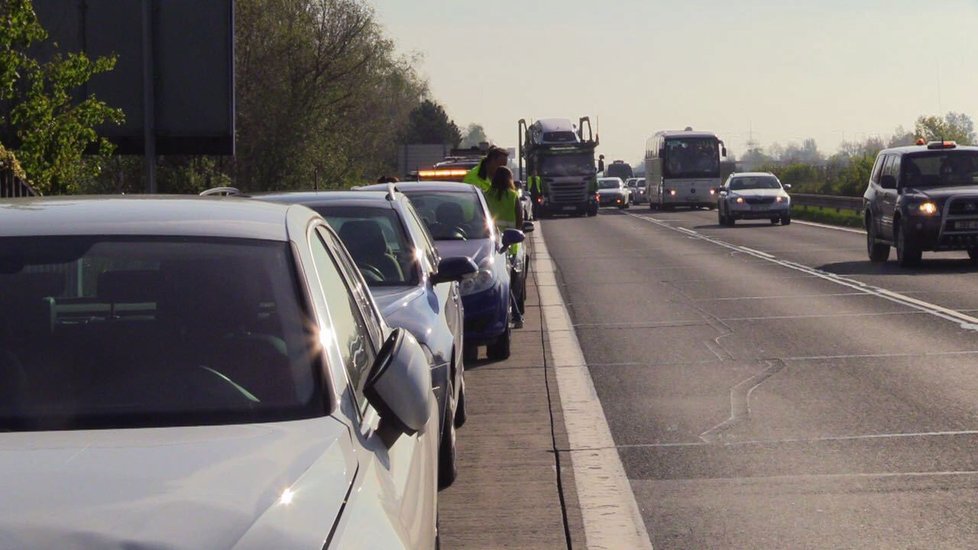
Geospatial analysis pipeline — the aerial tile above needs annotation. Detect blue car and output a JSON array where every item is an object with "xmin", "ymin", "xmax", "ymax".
[
  {"xmin": 257, "ymin": 189, "xmax": 476, "ymax": 488},
  {"xmin": 361, "ymin": 182, "xmax": 525, "ymax": 362}
]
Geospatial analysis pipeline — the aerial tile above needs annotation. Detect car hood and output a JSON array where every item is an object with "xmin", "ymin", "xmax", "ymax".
[
  {"xmin": 907, "ymin": 186, "xmax": 978, "ymax": 200},
  {"xmin": 0, "ymin": 418, "xmax": 354, "ymax": 549},
  {"xmin": 372, "ymin": 286, "xmax": 426, "ymax": 320},
  {"xmin": 433, "ymin": 238, "xmax": 495, "ymax": 266},
  {"xmin": 729, "ymin": 188, "xmax": 786, "ymax": 198}
]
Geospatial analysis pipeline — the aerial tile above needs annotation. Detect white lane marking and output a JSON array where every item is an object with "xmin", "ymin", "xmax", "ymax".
[
  {"xmin": 719, "ymin": 310, "xmax": 925, "ymax": 322},
  {"xmin": 784, "ymin": 349, "xmax": 978, "ymax": 361},
  {"xmin": 569, "ymin": 428, "xmax": 978, "ymax": 451},
  {"xmin": 793, "ymin": 219, "xmax": 866, "ymax": 235},
  {"xmin": 534, "ymin": 224, "xmax": 654, "ymax": 550},
  {"xmin": 738, "ymin": 246, "xmax": 775, "ymax": 259},
  {"xmin": 696, "ymin": 292, "xmax": 868, "ymax": 302},
  {"xmin": 628, "ymin": 213, "xmax": 978, "ymax": 332},
  {"xmin": 634, "ymin": 470, "xmax": 978, "ymax": 484}
]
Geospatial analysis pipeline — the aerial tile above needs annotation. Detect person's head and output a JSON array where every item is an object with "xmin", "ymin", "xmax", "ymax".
[
  {"xmin": 491, "ymin": 166, "xmax": 515, "ymax": 197},
  {"xmin": 376, "ymin": 175, "xmax": 399, "ymax": 184},
  {"xmin": 484, "ymin": 146, "xmax": 509, "ymax": 177}
]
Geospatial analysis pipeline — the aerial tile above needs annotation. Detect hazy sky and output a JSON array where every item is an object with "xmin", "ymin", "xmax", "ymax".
[{"xmin": 370, "ymin": 0, "xmax": 978, "ymax": 164}]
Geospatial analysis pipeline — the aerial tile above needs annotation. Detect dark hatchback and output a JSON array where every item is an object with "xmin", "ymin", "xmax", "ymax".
[
  {"xmin": 360, "ymin": 182, "xmax": 525, "ymax": 362},
  {"xmin": 258, "ymin": 189, "xmax": 475, "ymax": 487},
  {"xmin": 864, "ymin": 141, "xmax": 978, "ymax": 267}
]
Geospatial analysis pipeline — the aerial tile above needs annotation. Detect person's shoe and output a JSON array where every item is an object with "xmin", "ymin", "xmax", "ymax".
[{"xmin": 512, "ymin": 318, "xmax": 524, "ymax": 329}]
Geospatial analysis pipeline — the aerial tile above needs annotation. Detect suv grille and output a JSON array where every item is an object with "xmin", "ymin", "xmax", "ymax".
[{"xmin": 948, "ymin": 198, "xmax": 978, "ymax": 216}]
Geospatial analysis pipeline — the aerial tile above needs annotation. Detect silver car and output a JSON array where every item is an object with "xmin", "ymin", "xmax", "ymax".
[
  {"xmin": 717, "ymin": 172, "xmax": 792, "ymax": 226},
  {"xmin": 597, "ymin": 177, "xmax": 632, "ymax": 209},
  {"xmin": 0, "ymin": 197, "xmax": 440, "ymax": 548}
]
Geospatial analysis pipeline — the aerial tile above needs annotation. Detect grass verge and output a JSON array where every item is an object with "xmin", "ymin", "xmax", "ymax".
[{"xmin": 792, "ymin": 205, "xmax": 863, "ymax": 229}]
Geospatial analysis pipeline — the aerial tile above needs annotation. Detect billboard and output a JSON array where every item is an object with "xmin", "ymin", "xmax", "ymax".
[{"xmin": 24, "ymin": 0, "xmax": 235, "ymax": 156}]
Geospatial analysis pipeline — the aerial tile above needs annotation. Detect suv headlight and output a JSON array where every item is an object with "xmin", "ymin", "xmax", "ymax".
[
  {"xmin": 460, "ymin": 267, "xmax": 495, "ymax": 296},
  {"xmin": 916, "ymin": 201, "xmax": 938, "ymax": 215}
]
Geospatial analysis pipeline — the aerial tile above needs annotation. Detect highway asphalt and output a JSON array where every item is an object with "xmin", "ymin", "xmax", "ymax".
[{"xmin": 543, "ymin": 206, "xmax": 978, "ymax": 548}]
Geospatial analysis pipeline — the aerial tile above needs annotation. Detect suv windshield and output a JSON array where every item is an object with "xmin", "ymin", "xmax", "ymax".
[
  {"xmin": 402, "ymin": 191, "xmax": 492, "ymax": 241},
  {"xmin": 540, "ymin": 154, "xmax": 595, "ymax": 177},
  {"xmin": 0, "ymin": 237, "xmax": 318, "ymax": 431},
  {"xmin": 317, "ymin": 206, "xmax": 420, "ymax": 287},
  {"xmin": 729, "ymin": 176, "xmax": 782, "ymax": 190},
  {"xmin": 902, "ymin": 151, "xmax": 978, "ymax": 187}
]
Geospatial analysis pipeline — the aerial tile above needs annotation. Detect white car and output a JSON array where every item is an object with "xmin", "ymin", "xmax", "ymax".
[
  {"xmin": 627, "ymin": 177, "xmax": 648, "ymax": 204},
  {"xmin": 0, "ymin": 197, "xmax": 441, "ymax": 548},
  {"xmin": 597, "ymin": 177, "xmax": 631, "ymax": 209},
  {"xmin": 717, "ymin": 172, "xmax": 792, "ymax": 226}
]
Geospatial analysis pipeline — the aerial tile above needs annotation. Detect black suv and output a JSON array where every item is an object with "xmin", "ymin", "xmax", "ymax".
[{"xmin": 864, "ymin": 141, "xmax": 978, "ymax": 266}]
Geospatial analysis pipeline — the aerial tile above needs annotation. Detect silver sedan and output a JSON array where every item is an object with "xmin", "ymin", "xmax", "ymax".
[{"xmin": 717, "ymin": 172, "xmax": 792, "ymax": 226}]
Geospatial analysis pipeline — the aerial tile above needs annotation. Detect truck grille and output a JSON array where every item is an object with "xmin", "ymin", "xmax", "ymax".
[{"xmin": 550, "ymin": 181, "xmax": 588, "ymax": 203}]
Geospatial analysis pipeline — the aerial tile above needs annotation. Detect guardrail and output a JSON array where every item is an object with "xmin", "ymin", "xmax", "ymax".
[
  {"xmin": 0, "ymin": 170, "xmax": 37, "ymax": 198},
  {"xmin": 792, "ymin": 193, "xmax": 862, "ymax": 213}
]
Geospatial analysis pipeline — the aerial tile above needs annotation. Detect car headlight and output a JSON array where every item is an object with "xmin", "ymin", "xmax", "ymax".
[
  {"xmin": 460, "ymin": 268, "xmax": 495, "ymax": 296},
  {"xmin": 668, "ymin": 189, "xmax": 677, "ymax": 196},
  {"xmin": 776, "ymin": 196, "xmax": 789, "ymax": 204},
  {"xmin": 735, "ymin": 196, "xmax": 745, "ymax": 204},
  {"xmin": 917, "ymin": 201, "xmax": 938, "ymax": 215}
]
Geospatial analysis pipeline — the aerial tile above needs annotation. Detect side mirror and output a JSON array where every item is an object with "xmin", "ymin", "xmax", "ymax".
[
  {"xmin": 784, "ymin": 184, "xmax": 792, "ymax": 190},
  {"xmin": 501, "ymin": 229, "xmax": 525, "ymax": 248},
  {"xmin": 432, "ymin": 256, "xmax": 478, "ymax": 285},
  {"xmin": 521, "ymin": 221, "xmax": 535, "ymax": 233},
  {"xmin": 880, "ymin": 175, "xmax": 897, "ymax": 190},
  {"xmin": 721, "ymin": 146, "xmax": 728, "ymax": 157},
  {"xmin": 364, "ymin": 328, "xmax": 432, "ymax": 436}
]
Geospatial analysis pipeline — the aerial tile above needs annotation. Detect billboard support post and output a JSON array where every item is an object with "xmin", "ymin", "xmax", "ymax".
[{"xmin": 141, "ymin": 0, "xmax": 156, "ymax": 193}]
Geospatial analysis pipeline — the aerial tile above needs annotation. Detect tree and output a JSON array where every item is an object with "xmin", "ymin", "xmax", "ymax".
[
  {"xmin": 0, "ymin": 0, "xmax": 123, "ymax": 194},
  {"xmin": 888, "ymin": 126, "xmax": 916, "ymax": 147},
  {"xmin": 400, "ymin": 99, "xmax": 462, "ymax": 146},
  {"xmin": 915, "ymin": 112, "xmax": 976, "ymax": 145},
  {"xmin": 459, "ymin": 123, "xmax": 488, "ymax": 148},
  {"xmin": 233, "ymin": 0, "xmax": 429, "ymax": 190}
]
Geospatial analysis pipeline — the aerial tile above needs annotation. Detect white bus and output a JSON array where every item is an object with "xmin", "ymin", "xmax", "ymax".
[{"xmin": 644, "ymin": 129, "xmax": 727, "ymax": 209}]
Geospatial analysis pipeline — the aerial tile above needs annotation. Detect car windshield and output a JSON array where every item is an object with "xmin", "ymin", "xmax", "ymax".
[
  {"xmin": 664, "ymin": 138, "xmax": 720, "ymax": 178},
  {"xmin": 902, "ymin": 151, "xmax": 978, "ymax": 187},
  {"xmin": 598, "ymin": 180, "xmax": 620, "ymax": 189},
  {"xmin": 539, "ymin": 154, "xmax": 595, "ymax": 177},
  {"xmin": 317, "ymin": 206, "xmax": 420, "ymax": 287},
  {"xmin": 401, "ymin": 191, "xmax": 492, "ymax": 241},
  {"xmin": 729, "ymin": 176, "xmax": 782, "ymax": 190},
  {"xmin": 0, "ymin": 237, "xmax": 319, "ymax": 432}
]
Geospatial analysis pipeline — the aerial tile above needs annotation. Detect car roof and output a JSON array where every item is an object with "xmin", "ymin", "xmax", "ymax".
[
  {"xmin": 880, "ymin": 144, "xmax": 978, "ymax": 155},
  {"xmin": 258, "ymin": 190, "xmax": 400, "ymax": 210},
  {"xmin": 360, "ymin": 181, "xmax": 479, "ymax": 194},
  {"xmin": 0, "ymin": 196, "xmax": 300, "ymax": 240},
  {"xmin": 657, "ymin": 131, "xmax": 719, "ymax": 139}
]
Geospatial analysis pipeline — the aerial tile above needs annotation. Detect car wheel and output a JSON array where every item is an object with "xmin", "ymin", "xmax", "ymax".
[
  {"xmin": 867, "ymin": 217, "xmax": 890, "ymax": 262},
  {"xmin": 781, "ymin": 216, "xmax": 791, "ymax": 225},
  {"xmin": 454, "ymin": 377, "xmax": 467, "ymax": 428},
  {"xmin": 438, "ymin": 380, "xmax": 458, "ymax": 489},
  {"xmin": 486, "ymin": 322, "xmax": 511, "ymax": 361},
  {"xmin": 463, "ymin": 343, "xmax": 478, "ymax": 363},
  {"xmin": 770, "ymin": 217, "xmax": 779, "ymax": 225},
  {"xmin": 896, "ymin": 221, "xmax": 921, "ymax": 267},
  {"xmin": 968, "ymin": 248, "xmax": 978, "ymax": 263}
]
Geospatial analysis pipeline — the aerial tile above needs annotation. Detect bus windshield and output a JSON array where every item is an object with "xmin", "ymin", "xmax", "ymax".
[
  {"xmin": 540, "ymin": 154, "xmax": 595, "ymax": 177},
  {"xmin": 664, "ymin": 138, "xmax": 720, "ymax": 178}
]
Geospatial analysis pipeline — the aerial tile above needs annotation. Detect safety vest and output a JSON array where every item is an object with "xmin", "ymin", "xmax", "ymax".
[
  {"xmin": 528, "ymin": 175, "xmax": 542, "ymax": 193},
  {"xmin": 485, "ymin": 188, "xmax": 521, "ymax": 255},
  {"xmin": 463, "ymin": 161, "xmax": 492, "ymax": 193},
  {"xmin": 484, "ymin": 188, "xmax": 519, "ymax": 229}
]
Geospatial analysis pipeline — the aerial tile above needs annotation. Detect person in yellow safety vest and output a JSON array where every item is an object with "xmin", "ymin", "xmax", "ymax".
[
  {"xmin": 527, "ymin": 168, "xmax": 543, "ymax": 218},
  {"xmin": 463, "ymin": 146, "xmax": 509, "ymax": 193},
  {"xmin": 485, "ymin": 166, "xmax": 525, "ymax": 328}
]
